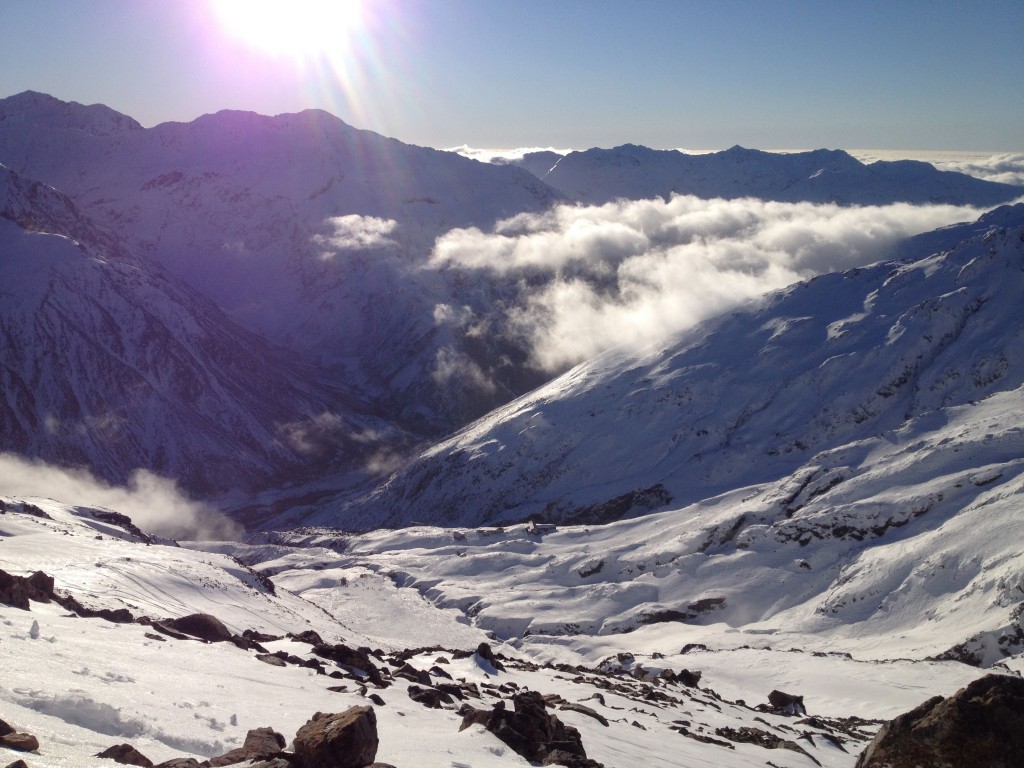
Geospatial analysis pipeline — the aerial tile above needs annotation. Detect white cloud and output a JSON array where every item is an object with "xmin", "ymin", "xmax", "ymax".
[
  {"xmin": 934, "ymin": 153, "xmax": 1024, "ymax": 187},
  {"xmin": 0, "ymin": 453, "xmax": 240, "ymax": 540},
  {"xmin": 445, "ymin": 145, "xmax": 573, "ymax": 163},
  {"xmin": 429, "ymin": 195, "xmax": 986, "ymax": 371},
  {"xmin": 313, "ymin": 214, "xmax": 398, "ymax": 256}
]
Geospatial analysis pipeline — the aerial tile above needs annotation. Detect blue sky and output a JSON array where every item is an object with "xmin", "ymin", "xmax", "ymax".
[{"xmin": 1, "ymin": 0, "xmax": 1022, "ymax": 151}]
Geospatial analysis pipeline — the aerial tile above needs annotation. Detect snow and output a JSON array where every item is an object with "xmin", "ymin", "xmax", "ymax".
[{"xmin": 3, "ymin": 494, "xmax": 1017, "ymax": 768}]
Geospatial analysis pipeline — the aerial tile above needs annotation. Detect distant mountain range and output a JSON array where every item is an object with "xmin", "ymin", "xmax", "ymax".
[
  {"xmin": 1, "ymin": 90, "xmax": 1022, "ymax": 519},
  {"xmin": 507, "ymin": 144, "xmax": 1024, "ymax": 205}
]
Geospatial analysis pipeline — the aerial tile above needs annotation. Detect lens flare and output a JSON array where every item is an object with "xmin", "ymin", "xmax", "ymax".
[{"xmin": 212, "ymin": 0, "xmax": 363, "ymax": 59}]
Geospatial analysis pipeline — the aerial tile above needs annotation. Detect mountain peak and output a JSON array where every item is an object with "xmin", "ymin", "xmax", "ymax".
[{"xmin": 0, "ymin": 90, "xmax": 142, "ymax": 136}]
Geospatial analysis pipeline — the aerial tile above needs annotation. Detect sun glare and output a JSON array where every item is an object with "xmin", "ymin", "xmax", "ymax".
[{"xmin": 212, "ymin": 0, "xmax": 363, "ymax": 59}]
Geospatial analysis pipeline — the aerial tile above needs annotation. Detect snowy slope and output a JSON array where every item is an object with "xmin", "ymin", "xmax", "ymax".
[
  {"xmin": 0, "ymin": 164, "xmax": 407, "ymax": 495},
  {"xmin": 3, "ymin": 497, "xmax": 1015, "ymax": 768},
  {"xmin": 295, "ymin": 206, "xmax": 1024, "ymax": 530},
  {"xmin": 525, "ymin": 144, "xmax": 1024, "ymax": 206}
]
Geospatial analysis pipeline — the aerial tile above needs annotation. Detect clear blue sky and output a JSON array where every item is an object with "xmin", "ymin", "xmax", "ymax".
[{"xmin": 1, "ymin": 0, "xmax": 1022, "ymax": 151}]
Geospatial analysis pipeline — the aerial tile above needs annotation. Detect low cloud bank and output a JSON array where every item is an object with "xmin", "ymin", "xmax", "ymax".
[
  {"xmin": 0, "ymin": 453, "xmax": 241, "ymax": 540},
  {"xmin": 446, "ymin": 145, "xmax": 573, "ymax": 163},
  {"xmin": 934, "ymin": 153, "xmax": 1024, "ymax": 187},
  {"xmin": 431, "ymin": 195, "xmax": 984, "ymax": 370}
]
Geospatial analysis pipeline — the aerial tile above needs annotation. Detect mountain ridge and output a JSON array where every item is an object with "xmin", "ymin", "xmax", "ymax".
[{"xmin": 516, "ymin": 143, "xmax": 1024, "ymax": 206}]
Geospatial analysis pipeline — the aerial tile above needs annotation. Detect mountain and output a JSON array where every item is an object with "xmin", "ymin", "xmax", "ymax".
[
  {"xmin": 0, "ymin": 91, "xmax": 562, "ymax": 432},
  {"xmin": 0, "ymin": 163, "xmax": 407, "ymax": 495},
  {"xmin": 514, "ymin": 144, "xmax": 1024, "ymax": 205},
  {"xmin": 297, "ymin": 204, "xmax": 1024, "ymax": 530}
]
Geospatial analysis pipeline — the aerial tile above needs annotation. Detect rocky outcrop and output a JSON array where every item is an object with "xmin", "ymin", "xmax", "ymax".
[
  {"xmin": 460, "ymin": 691, "xmax": 603, "ymax": 767},
  {"xmin": 292, "ymin": 707, "xmax": 379, "ymax": 768},
  {"xmin": 0, "ymin": 569, "xmax": 55, "ymax": 609},
  {"xmin": 95, "ymin": 743, "xmax": 154, "ymax": 766},
  {"xmin": 312, "ymin": 644, "xmax": 385, "ymax": 686},
  {"xmin": 855, "ymin": 674, "xmax": 1024, "ymax": 768}
]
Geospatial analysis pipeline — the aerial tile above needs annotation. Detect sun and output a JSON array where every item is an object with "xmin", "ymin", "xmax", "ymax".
[{"xmin": 212, "ymin": 0, "xmax": 364, "ymax": 59}]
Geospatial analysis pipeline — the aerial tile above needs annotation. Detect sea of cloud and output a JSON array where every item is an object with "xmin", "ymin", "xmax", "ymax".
[
  {"xmin": 430, "ymin": 195, "xmax": 987, "ymax": 370},
  {"xmin": 0, "ymin": 453, "xmax": 240, "ymax": 540}
]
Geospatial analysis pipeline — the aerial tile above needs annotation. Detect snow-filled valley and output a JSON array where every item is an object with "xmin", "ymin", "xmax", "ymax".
[
  {"xmin": 2, "ymin": 496, "xmax": 1018, "ymax": 767},
  {"xmin": 2, "ymin": 91, "xmax": 1024, "ymax": 767}
]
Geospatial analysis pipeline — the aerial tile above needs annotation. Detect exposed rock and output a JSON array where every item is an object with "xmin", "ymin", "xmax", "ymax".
[
  {"xmin": 476, "ymin": 642, "xmax": 505, "ymax": 672},
  {"xmin": 244, "ymin": 629, "xmax": 282, "ymax": 644},
  {"xmin": 153, "ymin": 759, "xmax": 203, "ymax": 768},
  {"xmin": 256, "ymin": 654, "xmax": 290, "ymax": 669},
  {"xmin": 5, "ymin": 759, "xmax": 29, "ymax": 768},
  {"xmin": 407, "ymin": 685, "xmax": 452, "ymax": 709},
  {"xmin": 95, "ymin": 743, "xmax": 154, "ymax": 767},
  {"xmin": 768, "ymin": 689, "xmax": 807, "ymax": 716},
  {"xmin": 0, "ymin": 732, "xmax": 39, "ymax": 753},
  {"xmin": 855, "ymin": 674, "xmax": 1024, "ymax": 768},
  {"xmin": 0, "ymin": 569, "xmax": 55, "ymax": 609},
  {"xmin": 149, "ymin": 622, "xmax": 194, "ymax": 641},
  {"xmin": 462, "ymin": 690, "xmax": 602, "ymax": 767},
  {"xmin": 558, "ymin": 703, "xmax": 608, "ymax": 727},
  {"xmin": 292, "ymin": 707, "xmax": 378, "ymax": 768},
  {"xmin": 209, "ymin": 727, "xmax": 286, "ymax": 766},
  {"xmin": 0, "ymin": 719, "xmax": 13, "ymax": 737},
  {"xmin": 312, "ymin": 644, "xmax": 384, "ymax": 686},
  {"xmin": 715, "ymin": 726, "xmax": 821, "ymax": 766},
  {"xmin": 289, "ymin": 630, "xmax": 325, "ymax": 646},
  {"xmin": 163, "ymin": 613, "xmax": 233, "ymax": 643},
  {"xmin": 393, "ymin": 663, "xmax": 430, "ymax": 685}
]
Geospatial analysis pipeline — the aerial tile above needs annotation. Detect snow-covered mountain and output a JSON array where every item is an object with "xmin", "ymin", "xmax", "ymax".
[
  {"xmin": 0, "ymin": 163, "xmax": 408, "ymax": 494},
  {"xmin": 299, "ymin": 204, "xmax": 1024, "ymax": 530},
  {"xmin": 516, "ymin": 144, "xmax": 1024, "ymax": 205},
  {"xmin": 0, "ymin": 91, "xmax": 563, "ymax": 433}
]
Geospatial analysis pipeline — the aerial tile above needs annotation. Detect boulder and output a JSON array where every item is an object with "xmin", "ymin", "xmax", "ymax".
[
  {"xmin": 5, "ymin": 759, "xmax": 29, "ymax": 768},
  {"xmin": 0, "ymin": 732, "xmax": 39, "ymax": 753},
  {"xmin": 476, "ymin": 642, "xmax": 505, "ymax": 672},
  {"xmin": 292, "ymin": 707, "xmax": 378, "ymax": 768},
  {"xmin": 768, "ymin": 689, "xmax": 807, "ymax": 716},
  {"xmin": 855, "ymin": 674, "xmax": 1024, "ymax": 768},
  {"xmin": 163, "ymin": 613, "xmax": 233, "ymax": 643},
  {"xmin": 95, "ymin": 743, "xmax": 154, "ymax": 767},
  {"xmin": 209, "ymin": 727, "xmax": 286, "ymax": 766}
]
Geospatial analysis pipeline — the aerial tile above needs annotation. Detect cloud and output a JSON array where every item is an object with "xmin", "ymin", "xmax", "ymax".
[
  {"xmin": 313, "ymin": 214, "xmax": 398, "ymax": 256},
  {"xmin": 429, "ymin": 195, "xmax": 986, "ymax": 370},
  {"xmin": 432, "ymin": 346, "xmax": 497, "ymax": 395},
  {"xmin": 933, "ymin": 153, "xmax": 1024, "ymax": 187},
  {"xmin": 445, "ymin": 145, "xmax": 573, "ymax": 163},
  {"xmin": 0, "ymin": 453, "xmax": 240, "ymax": 540}
]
